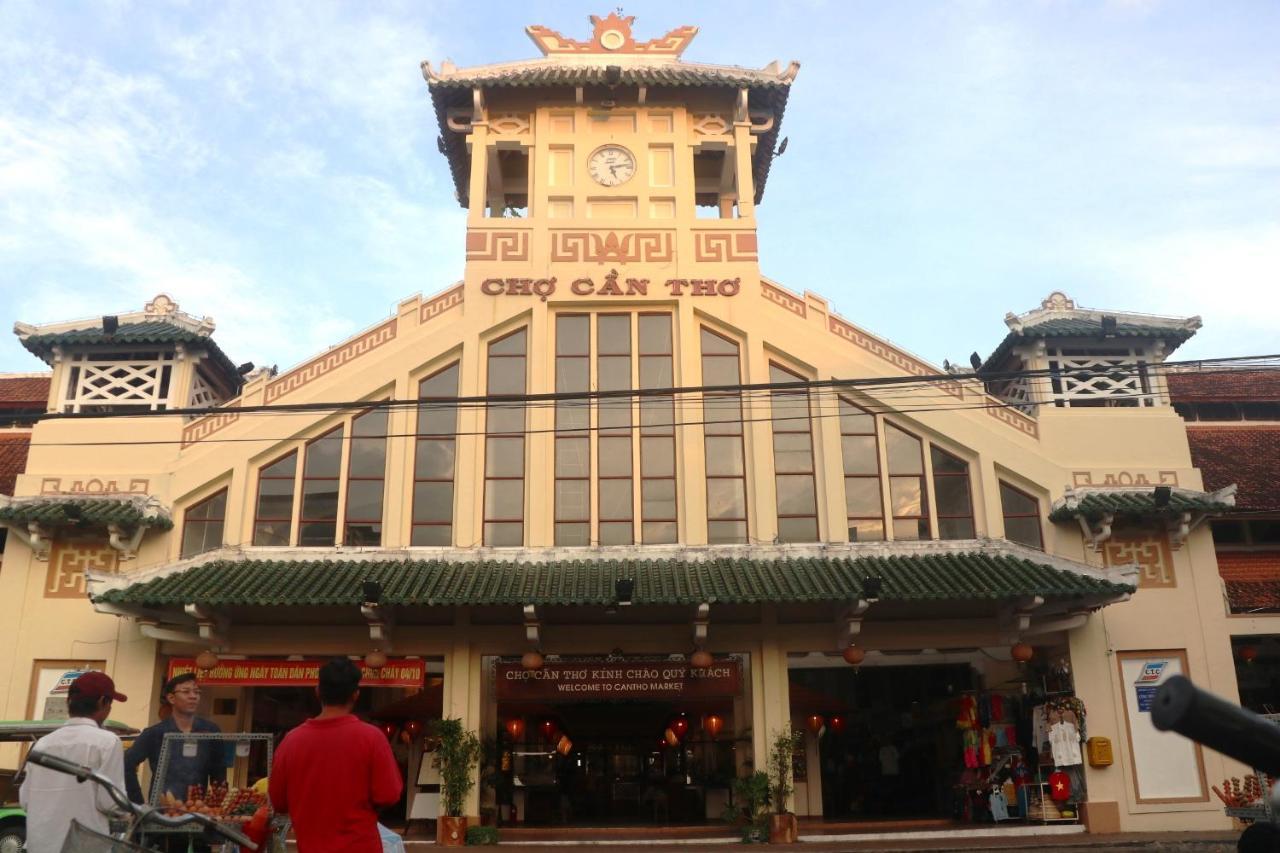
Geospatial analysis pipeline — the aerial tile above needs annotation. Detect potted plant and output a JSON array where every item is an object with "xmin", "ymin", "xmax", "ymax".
[
  {"xmin": 432, "ymin": 718, "xmax": 482, "ymax": 848},
  {"xmin": 766, "ymin": 728, "xmax": 803, "ymax": 844},
  {"xmin": 723, "ymin": 769, "xmax": 770, "ymax": 843}
]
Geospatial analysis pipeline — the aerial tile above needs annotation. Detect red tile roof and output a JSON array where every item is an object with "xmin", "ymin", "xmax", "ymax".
[
  {"xmin": 0, "ymin": 433, "xmax": 32, "ymax": 496},
  {"xmin": 1168, "ymin": 368, "xmax": 1280, "ymax": 402},
  {"xmin": 1186, "ymin": 427, "xmax": 1280, "ymax": 512},
  {"xmin": 1218, "ymin": 553, "xmax": 1280, "ymax": 612},
  {"xmin": 0, "ymin": 375, "xmax": 51, "ymax": 409}
]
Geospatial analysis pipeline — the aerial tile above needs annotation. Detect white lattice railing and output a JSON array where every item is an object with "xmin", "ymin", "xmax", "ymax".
[
  {"xmin": 986, "ymin": 368, "xmax": 1037, "ymax": 415},
  {"xmin": 187, "ymin": 370, "xmax": 223, "ymax": 412},
  {"xmin": 61, "ymin": 351, "xmax": 177, "ymax": 413},
  {"xmin": 1046, "ymin": 346, "xmax": 1157, "ymax": 408}
]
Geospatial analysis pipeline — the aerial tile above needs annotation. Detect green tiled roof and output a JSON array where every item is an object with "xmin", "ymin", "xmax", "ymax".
[
  {"xmin": 95, "ymin": 552, "xmax": 1131, "ymax": 608},
  {"xmin": 1049, "ymin": 487, "xmax": 1235, "ymax": 523},
  {"xmin": 21, "ymin": 322, "xmax": 241, "ymax": 392},
  {"xmin": 982, "ymin": 309, "xmax": 1199, "ymax": 371},
  {"xmin": 0, "ymin": 497, "xmax": 174, "ymax": 530}
]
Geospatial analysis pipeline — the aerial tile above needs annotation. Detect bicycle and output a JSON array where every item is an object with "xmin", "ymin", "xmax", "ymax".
[
  {"xmin": 23, "ymin": 749, "xmax": 258, "ymax": 852},
  {"xmin": 1153, "ymin": 675, "xmax": 1280, "ymax": 853}
]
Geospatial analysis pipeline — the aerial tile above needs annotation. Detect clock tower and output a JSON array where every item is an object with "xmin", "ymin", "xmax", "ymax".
[{"xmin": 424, "ymin": 13, "xmax": 798, "ymax": 294}]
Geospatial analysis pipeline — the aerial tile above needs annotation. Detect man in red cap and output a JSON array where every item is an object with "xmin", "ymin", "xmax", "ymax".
[{"xmin": 19, "ymin": 670, "xmax": 128, "ymax": 853}]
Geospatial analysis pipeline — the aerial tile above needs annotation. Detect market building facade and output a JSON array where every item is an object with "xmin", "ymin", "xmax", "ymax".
[{"xmin": 0, "ymin": 14, "xmax": 1249, "ymax": 840}]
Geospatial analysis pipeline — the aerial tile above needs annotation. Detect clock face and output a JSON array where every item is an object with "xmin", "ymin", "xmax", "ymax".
[{"xmin": 587, "ymin": 145, "xmax": 636, "ymax": 187}]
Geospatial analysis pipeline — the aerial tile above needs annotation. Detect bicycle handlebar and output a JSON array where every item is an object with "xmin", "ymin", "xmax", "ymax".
[
  {"xmin": 1152, "ymin": 674, "xmax": 1280, "ymax": 776},
  {"xmin": 26, "ymin": 749, "xmax": 258, "ymax": 850}
]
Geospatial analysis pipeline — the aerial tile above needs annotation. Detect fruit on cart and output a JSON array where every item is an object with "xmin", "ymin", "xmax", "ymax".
[{"xmin": 159, "ymin": 784, "xmax": 268, "ymax": 820}]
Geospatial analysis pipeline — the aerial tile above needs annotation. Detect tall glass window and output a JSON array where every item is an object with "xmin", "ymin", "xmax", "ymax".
[
  {"xmin": 597, "ymin": 314, "xmax": 634, "ymax": 545},
  {"xmin": 253, "ymin": 451, "xmax": 297, "ymax": 545},
  {"xmin": 839, "ymin": 399, "xmax": 884, "ymax": 542},
  {"xmin": 299, "ymin": 426, "xmax": 344, "ymax": 546},
  {"xmin": 1000, "ymin": 482, "xmax": 1043, "ymax": 549},
  {"xmin": 412, "ymin": 363, "xmax": 459, "ymax": 546},
  {"xmin": 700, "ymin": 329, "xmax": 747, "ymax": 544},
  {"xmin": 555, "ymin": 316, "xmax": 591, "ymax": 545},
  {"xmin": 639, "ymin": 314, "xmax": 677, "ymax": 544},
  {"xmin": 885, "ymin": 424, "xmax": 928, "ymax": 540},
  {"xmin": 181, "ymin": 489, "xmax": 227, "ymax": 558},
  {"xmin": 484, "ymin": 329, "xmax": 527, "ymax": 546},
  {"xmin": 770, "ymin": 363, "xmax": 818, "ymax": 542},
  {"xmin": 344, "ymin": 408, "xmax": 387, "ymax": 546},
  {"xmin": 931, "ymin": 447, "xmax": 974, "ymax": 539}
]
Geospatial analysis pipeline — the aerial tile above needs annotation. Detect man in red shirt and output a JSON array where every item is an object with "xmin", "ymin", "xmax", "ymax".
[{"xmin": 269, "ymin": 658, "xmax": 403, "ymax": 852}]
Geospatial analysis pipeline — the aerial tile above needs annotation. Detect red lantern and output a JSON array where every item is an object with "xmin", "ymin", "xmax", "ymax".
[
  {"xmin": 380, "ymin": 721, "xmax": 397, "ymax": 740},
  {"xmin": 806, "ymin": 714, "xmax": 825, "ymax": 735},
  {"xmin": 556, "ymin": 734, "xmax": 574, "ymax": 756},
  {"xmin": 522, "ymin": 650, "xmax": 545, "ymax": 671},
  {"xmin": 196, "ymin": 650, "xmax": 220, "ymax": 671},
  {"xmin": 1011, "ymin": 642, "xmax": 1034, "ymax": 663},
  {"xmin": 364, "ymin": 649, "xmax": 388, "ymax": 670},
  {"xmin": 828, "ymin": 715, "xmax": 846, "ymax": 734},
  {"xmin": 670, "ymin": 716, "xmax": 689, "ymax": 740},
  {"xmin": 842, "ymin": 645, "xmax": 866, "ymax": 666},
  {"xmin": 540, "ymin": 719, "xmax": 558, "ymax": 743},
  {"xmin": 663, "ymin": 727, "xmax": 680, "ymax": 747},
  {"xmin": 403, "ymin": 720, "xmax": 424, "ymax": 739},
  {"xmin": 704, "ymin": 714, "xmax": 725, "ymax": 739},
  {"xmin": 690, "ymin": 649, "xmax": 714, "ymax": 669},
  {"xmin": 1239, "ymin": 645, "xmax": 1259, "ymax": 665},
  {"xmin": 505, "ymin": 718, "xmax": 526, "ymax": 741}
]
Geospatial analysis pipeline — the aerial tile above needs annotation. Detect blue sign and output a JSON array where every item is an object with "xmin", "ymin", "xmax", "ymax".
[{"xmin": 1136, "ymin": 685, "xmax": 1159, "ymax": 712}]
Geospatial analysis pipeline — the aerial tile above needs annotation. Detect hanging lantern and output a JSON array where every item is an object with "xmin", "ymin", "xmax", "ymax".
[
  {"xmin": 364, "ymin": 649, "xmax": 388, "ymax": 670},
  {"xmin": 828, "ymin": 715, "xmax": 846, "ymax": 734},
  {"xmin": 522, "ymin": 651, "xmax": 545, "ymax": 671},
  {"xmin": 703, "ymin": 714, "xmax": 725, "ymax": 739},
  {"xmin": 195, "ymin": 650, "xmax": 220, "ymax": 671},
  {"xmin": 806, "ymin": 714, "xmax": 825, "ymax": 735},
  {"xmin": 670, "ymin": 716, "xmax": 689, "ymax": 741},
  {"xmin": 540, "ymin": 719, "xmax": 558, "ymax": 743},
  {"xmin": 505, "ymin": 718, "xmax": 526, "ymax": 741},
  {"xmin": 380, "ymin": 721, "xmax": 398, "ymax": 740},
  {"xmin": 1011, "ymin": 642, "xmax": 1035, "ymax": 663},
  {"xmin": 842, "ymin": 644, "xmax": 866, "ymax": 666},
  {"xmin": 1239, "ymin": 645, "xmax": 1260, "ymax": 665},
  {"xmin": 690, "ymin": 649, "xmax": 714, "ymax": 670},
  {"xmin": 556, "ymin": 734, "xmax": 574, "ymax": 756},
  {"xmin": 403, "ymin": 720, "xmax": 424, "ymax": 740},
  {"xmin": 663, "ymin": 727, "xmax": 680, "ymax": 747}
]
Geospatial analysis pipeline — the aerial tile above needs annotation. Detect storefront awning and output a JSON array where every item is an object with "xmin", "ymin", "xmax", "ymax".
[{"xmin": 92, "ymin": 541, "xmax": 1134, "ymax": 609}]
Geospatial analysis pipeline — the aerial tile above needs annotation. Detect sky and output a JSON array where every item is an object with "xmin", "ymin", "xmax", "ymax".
[{"xmin": 0, "ymin": 0, "xmax": 1276, "ymax": 375}]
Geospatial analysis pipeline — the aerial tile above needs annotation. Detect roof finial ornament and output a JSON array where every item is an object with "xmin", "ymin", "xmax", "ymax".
[
  {"xmin": 1040, "ymin": 291, "xmax": 1077, "ymax": 312},
  {"xmin": 526, "ymin": 14, "xmax": 698, "ymax": 57},
  {"xmin": 145, "ymin": 294, "xmax": 179, "ymax": 316}
]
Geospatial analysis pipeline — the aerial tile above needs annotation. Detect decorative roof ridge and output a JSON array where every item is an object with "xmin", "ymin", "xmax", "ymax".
[
  {"xmin": 422, "ymin": 55, "xmax": 799, "ymax": 86},
  {"xmin": 14, "ymin": 293, "xmax": 215, "ymax": 341},
  {"xmin": 0, "ymin": 371, "xmax": 53, "ymax": 379},
  {"xmin": 86, "ymin": 536, "xmax": 1130, "ymax": 595},
  {"xmin": 1004, "ymin": 290, "xmax": 1201, "ymax": 335},
  {"xmin": 0, "ymin": 492, "xmax": 170, "ymax": 514},
  {"xmin": 1054, "ymin": 483, "xmax": 1237, "ymax": 506},
  {"xmin": 826, "ymin": 308, "xmax": 950, "ymax": 379}
]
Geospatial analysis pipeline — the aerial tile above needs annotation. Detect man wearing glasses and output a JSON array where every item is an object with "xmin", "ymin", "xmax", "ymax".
[{"xmin": 124, "ymin": 673, "xmax": 228, "ymax": 804}]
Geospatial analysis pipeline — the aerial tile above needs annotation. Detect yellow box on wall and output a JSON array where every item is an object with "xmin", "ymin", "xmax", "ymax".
[{"xmin": 1087, "ymin": 736, "xmax": 1114, "ymax": 767}]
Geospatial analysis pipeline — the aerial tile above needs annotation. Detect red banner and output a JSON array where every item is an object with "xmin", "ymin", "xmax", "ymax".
[
  {"xmin": 496, "ymin": 658, "xmax": 741, "ymax": 702},
  {"xmin": 167, "ymin": 657, "xmax": 425, "ymax": 688}
]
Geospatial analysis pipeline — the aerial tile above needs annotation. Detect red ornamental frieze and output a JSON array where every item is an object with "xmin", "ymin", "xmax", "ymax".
[
  {"xmin": 693, "ymin": 230, "xmax": 758, "ymax": 262},
  {"xmin": 1071, "ymin": 470, "xmax": 1179, "ymax": 488},
  {"xmin": 466, "ymin": 229, "xmax": 530, "ymax": 262},
  {"xmin": 761, "ymin": 281, "xmax": 806, "ymax": 318},
  {"xmin": 265, "ymin": 318, "xmax": 398, "ymax": 404},
  {"xmin": 420, "ymin": 284, "xmax": 464, "ymax": 324},
  {"xmin": 984, "ymin": 403, "xmax": 1040, "ymax": 439},
  {"xmin": 551, "ymin": 230, "xmax": 674, "ymax": 264},
  {"xmin": 182, "ymin": 406, "xmax": 240, "ymax": 449},
  {"xmin": 828, "ymin": 316, "xmax": 963, "ymax": 400},
  {"xmin": 40, "ymin": 477, "xmax": 150, "ymax": 495}
]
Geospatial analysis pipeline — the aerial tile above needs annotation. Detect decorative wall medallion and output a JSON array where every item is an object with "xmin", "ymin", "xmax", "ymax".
[
  {"xmin": 420, "ymin": 284, "xmax": 465, "ymax": 324},
  {"xmin": 1103, "ymin": 529, "xmax": 1176, "ymax": 589},
  {"xmin": 465, "ymin": 229, "xmax": 530, "ymax": 262},
  {"xmin": 691, "ymin": 114, "xmax": 731, "ymax": 136},
  {"xmin": 489, "ymin": 113, "xmax": 532, "ymax": 135},
  {"xmin": 694, "ymin": 230, "xmax": 758, "ymax": 262},
  {"xmin": 550, "ymin": 230, "xmax": 674, "ymax": 264},
  {"xmin": 265, "ymin": 318, "xmax": 398, "ymax": 404},
  {"xmin": 45, "ymin": 542, "xmax": 118, "ymax": 599}
]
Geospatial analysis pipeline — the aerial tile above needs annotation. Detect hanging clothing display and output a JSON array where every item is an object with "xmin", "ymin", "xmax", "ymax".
[
  {"xmin": 989, "ymin": 788, "xmax": 1010, "ymax": 821},
  {"xmin": 1048, "ymin": 720, "xmax": 1083, "ymax": 767}
]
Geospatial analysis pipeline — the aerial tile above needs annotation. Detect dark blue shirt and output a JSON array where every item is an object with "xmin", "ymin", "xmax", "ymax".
[{"xmin": 124, "ymin": 716, "xmax": 227, "ymax": 803}]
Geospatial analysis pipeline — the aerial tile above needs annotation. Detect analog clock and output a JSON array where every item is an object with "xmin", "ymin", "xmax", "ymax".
[{"xmin": 587, "ymin": 145, "xmax": 636, "ymax": 187}]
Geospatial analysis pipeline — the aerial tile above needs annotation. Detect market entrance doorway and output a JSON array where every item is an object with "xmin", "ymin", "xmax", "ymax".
[{"xmin": 790, "ymin": 663, "xmax": 976, "ymax": 821}]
